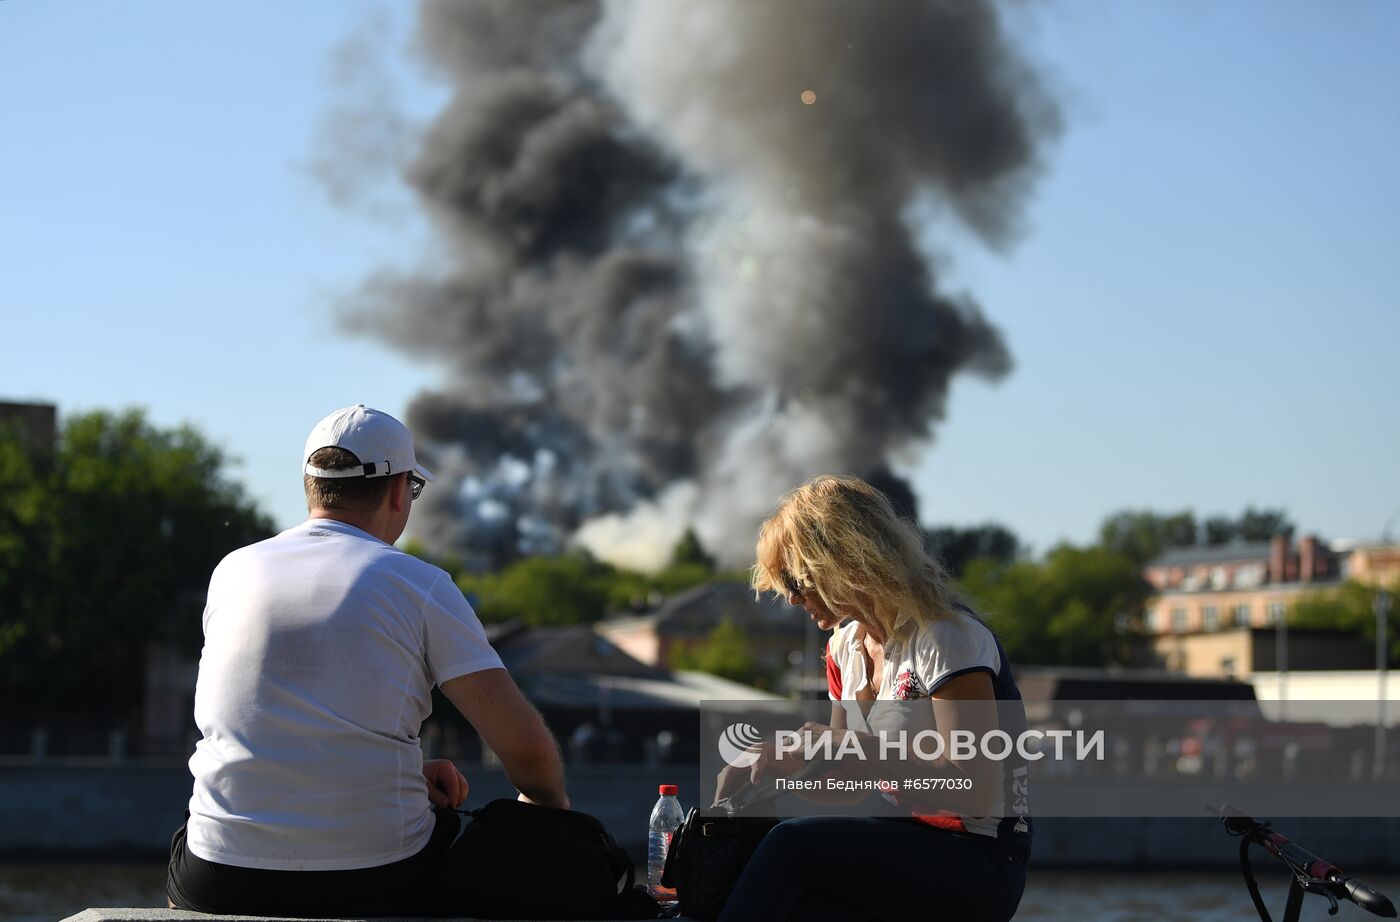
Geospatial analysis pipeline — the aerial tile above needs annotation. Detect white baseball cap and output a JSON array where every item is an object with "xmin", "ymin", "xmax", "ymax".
[{"xmin": 303, "ymin": 404, "xmax": 436, "ymax": 482}]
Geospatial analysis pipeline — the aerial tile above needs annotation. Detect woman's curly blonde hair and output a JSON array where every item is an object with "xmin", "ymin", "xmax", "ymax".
[{"xmin": 752, "ymin": 475, "xmax": 961, "ymax": 638}]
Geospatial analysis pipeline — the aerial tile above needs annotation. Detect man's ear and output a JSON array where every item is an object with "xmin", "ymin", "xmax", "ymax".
[{"xmin": 388, "ymin": 473, "xmax": 410, "ymax": 514}]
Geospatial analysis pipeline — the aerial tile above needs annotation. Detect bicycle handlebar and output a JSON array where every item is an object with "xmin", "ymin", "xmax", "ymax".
[
  {"xmin": 1213, "ymin": 804, "xmax": 1396, "ymax": 918},
  {"xmin": 1342, "ymin": 877, "xmax": 1397, "ymax": 917}
]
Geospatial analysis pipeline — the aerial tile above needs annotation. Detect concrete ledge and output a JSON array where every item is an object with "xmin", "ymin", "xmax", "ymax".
[
  {"xmin": 61, "ymin": 911, "xmax": 642, "ymax": 922},
  {"xmin": 61, "ymin": 912, "xmax": 460, "ymax": 922}
]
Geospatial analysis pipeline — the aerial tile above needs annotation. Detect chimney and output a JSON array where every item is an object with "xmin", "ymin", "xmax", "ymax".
[
  {"xmin": 1269, "ymin": 534, "xmax": 1288, "ymax": 584},
  {"xmin": 1299, "ymin": 534, "xmax": 1318, "ymax": 583}
]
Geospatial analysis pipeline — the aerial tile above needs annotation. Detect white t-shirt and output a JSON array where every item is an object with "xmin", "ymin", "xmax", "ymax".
[
  {"xmin": 186, "ymin": 518, "xmax": 503, "ymax": 871},
  {"xmin": 824, "ymin": 611, "xmax": 1019, "ymax": 841},
  {"xmin": 826, "ymin": 611, "xmax": 1001, "ymax": 703}
]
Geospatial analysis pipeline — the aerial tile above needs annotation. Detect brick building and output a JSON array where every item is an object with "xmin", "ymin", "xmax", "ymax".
[{"xmin": 1142, "ymin": 533, "xmax": 1395, "ymax": 677}]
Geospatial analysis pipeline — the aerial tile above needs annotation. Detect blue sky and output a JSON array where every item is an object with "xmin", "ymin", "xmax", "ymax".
[{"xmin": 2, "ymin": 0, "xmax": 1396, "ymax": 555}]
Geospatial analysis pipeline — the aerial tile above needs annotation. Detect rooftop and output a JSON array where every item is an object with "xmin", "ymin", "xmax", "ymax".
[
  {"xmin": 599, "ymin": 580, "xmax": 801, "ymax": 636},
  {"xmin": 1146, "ymin": 542, "xmax": 1274, "ymax": 569}
]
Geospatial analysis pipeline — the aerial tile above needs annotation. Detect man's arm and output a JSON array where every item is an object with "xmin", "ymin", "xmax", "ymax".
[{"xmin": 440, "ymin": 668, "xmax": 569, "ymax": 809}]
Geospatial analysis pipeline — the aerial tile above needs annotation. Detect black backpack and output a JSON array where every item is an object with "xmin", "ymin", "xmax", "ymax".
[{"xmin": 442, "ymin": 799, "xmax": 659, "ymax": 919}]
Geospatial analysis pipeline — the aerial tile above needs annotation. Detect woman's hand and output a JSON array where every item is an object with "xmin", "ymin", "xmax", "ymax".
[
  {"xmin": 422, "ymin": 758, "xmax": 469, "ymax": 809},
  {"xmin": 794, "ymin": 721, "xmax": 837, "ymax": 745},
  {"xmin": 715, "ymin": 741, "xmax": 784, "ymax": 804},
  {"xmin": 713, "ymin": 722, "xmax": 843, "ymax": 805}
]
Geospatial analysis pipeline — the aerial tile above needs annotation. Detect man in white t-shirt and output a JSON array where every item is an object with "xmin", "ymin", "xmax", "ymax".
[{"xmin": 166, "ymin": 404, "xmax": 569, "ymax": 917}]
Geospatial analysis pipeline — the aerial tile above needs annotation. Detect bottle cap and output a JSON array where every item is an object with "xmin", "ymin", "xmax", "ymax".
[{"xmin": 659, "ymin": 784, "xmax": 679, "ymax": 796}]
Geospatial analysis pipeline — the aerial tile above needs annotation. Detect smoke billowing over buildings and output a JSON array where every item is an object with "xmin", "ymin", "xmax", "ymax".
[{"xmin": 337, "ymin": 0, "xmax": 1060, "ymax": 570}]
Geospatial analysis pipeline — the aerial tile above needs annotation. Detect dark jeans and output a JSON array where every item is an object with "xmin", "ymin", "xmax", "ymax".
[
  {"xmin": 168, "ymin": 809, "xmax": 480, "ymax": 918},
  {"xmin": 717, "ymin": 817, "xmax": 1027, "ymax": 922}
]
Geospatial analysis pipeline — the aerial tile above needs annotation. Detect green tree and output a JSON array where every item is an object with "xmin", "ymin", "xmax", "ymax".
[
  {"xmin": 0, "ymin": 409, "xmax": 273, "ymax": 718},
  {"xmin": 0, "ymin": 423, "xmax": 47, "ymax": 659},
  {"xmin": 669, "ymin": 618, "xmax": 767, "ymax": 688},
  {"xmin": 1202, "ymin": 515, "xmax": 1237, "ymax": 546},
  {"xmin": 1290, "ymin": 579, "xmax": 1400, "ymax": 665},
  {"xmin": 1235, "ymin": 506, "xmax": 1292, "ymax": 542},
  {"xmin": 961, "ymin": 544, "xmax": 1150, "ymax": 667},
  {"xmin": 650, "ymin": 562, "xmax": 717, "ymax": 595},
  {"xmin": 641, "ymin": 526, "xmax": 716, "ymax": 598},
  {"xmin": 923, "ymin": 524, "xmax": 1020, "ymax": 577},
  {"xmin": 650, "ymin": 528, "xmax": 720, "ymax": 596},
  {"xmin": 669, "ymin": 527, "xmax": 715, "ymax": 571},
  {"xmin": 459, "ymin": 552, "xmax": 615, "ymax": 625},
  {"xmin": 454, "ymin": 530, "xmax": 733, "ymax": 625},
  {"xmin": 1098, "ymin": 509, "xmax": 1199, "ymax": 565}
]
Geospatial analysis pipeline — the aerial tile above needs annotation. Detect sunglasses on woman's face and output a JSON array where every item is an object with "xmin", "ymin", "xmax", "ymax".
[{"xmin": 781, "ymin": 572, "xmax": 805, "ymax": 598}]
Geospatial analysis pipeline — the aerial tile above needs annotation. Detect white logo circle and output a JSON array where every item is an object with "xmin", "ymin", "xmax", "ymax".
[{"xmin": 718, "ymin": 722, "xmax": 765, "ymax": 768}]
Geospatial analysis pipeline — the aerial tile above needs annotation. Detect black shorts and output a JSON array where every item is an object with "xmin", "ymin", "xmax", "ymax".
[{"xmin": 167, "ymin": 809, "xmax": 461, "ymax": 918}]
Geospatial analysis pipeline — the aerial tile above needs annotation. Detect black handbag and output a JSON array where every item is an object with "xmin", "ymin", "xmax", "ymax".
[
  {"xmin": 443, "ymin": 798, "xmax": 659, "ymax": 920},
  {"xmin": 659, "ymin": 779, "xmax": 793, "ymax": 921}
]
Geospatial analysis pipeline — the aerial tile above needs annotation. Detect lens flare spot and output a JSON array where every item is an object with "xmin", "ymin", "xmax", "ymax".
[{"xmin": 800, "ymin": 89, "xmax": 817, "ymax": 106}]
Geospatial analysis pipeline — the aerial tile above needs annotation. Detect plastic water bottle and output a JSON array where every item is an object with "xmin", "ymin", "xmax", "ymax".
[{"xmin": 647, "ymin": 783, "xmax": 684, "ymax": 902}]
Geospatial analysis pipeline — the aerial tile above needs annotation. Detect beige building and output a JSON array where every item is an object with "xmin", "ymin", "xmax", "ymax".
[
  {"xmin": 1339, "ymin": 541, "xmax": 1400, "ymax": 588},
  {"xmin": 1143, "ymin": 533, "xmax": 1396, "ymax": 678},
  {"xmin": 1152, "ymin": 626, "xmax": 1373, "ymax": 678}
]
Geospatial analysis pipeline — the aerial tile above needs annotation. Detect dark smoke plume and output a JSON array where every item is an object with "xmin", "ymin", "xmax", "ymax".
[{"xmin": 340, "ymin": 0, "xmax": 1059, "ymax": 569}]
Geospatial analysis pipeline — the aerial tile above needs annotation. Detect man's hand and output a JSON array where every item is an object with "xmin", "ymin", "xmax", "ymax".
[
  {"xmin": 423, "ymin": 759, "xmax": 469, "ymax": 809},
  {"xmin": 440, "ymin": 668, "xmax": 568, "ymax": 809}
]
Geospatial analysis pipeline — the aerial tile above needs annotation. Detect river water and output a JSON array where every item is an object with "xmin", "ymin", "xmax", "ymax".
[{"xmin": 6, "ymin": 862, "xmax": 1397, "ymax": 921}]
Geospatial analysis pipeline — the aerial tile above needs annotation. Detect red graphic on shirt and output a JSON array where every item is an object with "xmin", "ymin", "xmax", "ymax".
[{"xmin": 893, "ymin": 669, "xmax": 926, "ymax": 700}]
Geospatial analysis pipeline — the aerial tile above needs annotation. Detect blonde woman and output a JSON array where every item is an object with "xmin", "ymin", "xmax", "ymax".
[{"xmin": 718, "ymin": 475, "xmax": 1029, "ymax": 922}]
